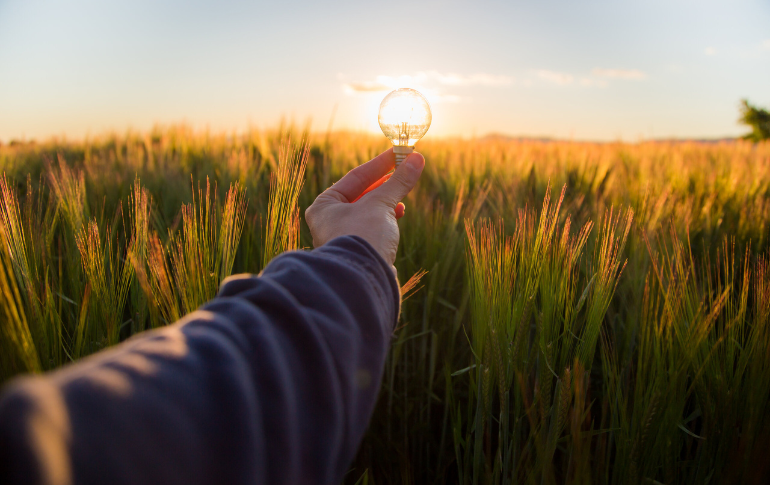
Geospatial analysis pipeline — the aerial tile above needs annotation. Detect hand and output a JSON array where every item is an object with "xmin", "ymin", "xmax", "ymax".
[{"xmin": 305, "ymin": 148, "xmax": 425, "ymax": 269}]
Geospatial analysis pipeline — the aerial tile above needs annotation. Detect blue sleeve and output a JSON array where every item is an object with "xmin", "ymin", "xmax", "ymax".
[{"xmin": 0, "ymin": 235, "xmax": 400, "ymax": 485}]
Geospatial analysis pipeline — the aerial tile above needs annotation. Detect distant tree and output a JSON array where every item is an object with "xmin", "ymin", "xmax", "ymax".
[{"xmin": 739, "ymin": 99, "xmax": 770, "ymax": 142}]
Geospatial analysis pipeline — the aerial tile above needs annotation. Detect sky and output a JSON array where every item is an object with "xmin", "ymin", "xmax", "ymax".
[{"xmin": 0, "ymin": 0, "xmax": 769, "ymax": 142}]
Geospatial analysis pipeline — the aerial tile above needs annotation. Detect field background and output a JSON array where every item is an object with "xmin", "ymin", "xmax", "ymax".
[{"xmin": 0, "ymin": 127, "xmax": 769, "ymax": 484}]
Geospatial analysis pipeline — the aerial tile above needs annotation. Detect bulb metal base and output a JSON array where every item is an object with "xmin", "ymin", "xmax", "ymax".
[{"xmin": 393, "ymin": 146, "xmax": 414, "ymax": 167}]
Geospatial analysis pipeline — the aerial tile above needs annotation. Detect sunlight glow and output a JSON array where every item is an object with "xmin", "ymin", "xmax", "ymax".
[{"xmin": 378, "ymin": 89, "xmax": 432, "ymax": 146}]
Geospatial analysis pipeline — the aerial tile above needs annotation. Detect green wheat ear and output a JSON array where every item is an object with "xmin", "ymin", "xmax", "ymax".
[
  {"xmin": 1, "ymin": 127, "xmax": 769, "ymax": 482},
  {"xmin": 0, "ymin": 217, "xmax": 40, "ymax": 376},
  {"xmin": 263, "ymin": 140, "xmax": 309, "ymax": 268}
]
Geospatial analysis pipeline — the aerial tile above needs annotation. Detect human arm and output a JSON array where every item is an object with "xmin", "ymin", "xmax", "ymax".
[
  {"xmin": 0, "ymin": 148, "xmax": 425, "ymax": 485},
  {"xmin": 0, "ymin": 236, "xmax": 397, "ymax": 485}
]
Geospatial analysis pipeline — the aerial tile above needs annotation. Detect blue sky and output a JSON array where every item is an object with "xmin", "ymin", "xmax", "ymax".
[{"xmin": 0, "ymin": 0, "xmax": 768, "ymax": 141}]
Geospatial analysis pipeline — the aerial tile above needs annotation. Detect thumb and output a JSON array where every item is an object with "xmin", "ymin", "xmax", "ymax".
[{"xmin": 370, "ymin": 152, "xmax": 425, "ymax": 207}]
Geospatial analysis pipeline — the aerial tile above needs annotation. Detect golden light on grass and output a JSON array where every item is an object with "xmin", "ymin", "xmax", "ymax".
[{"xmin": 0, "ymin": 127, "xmax": 769, "ymax": 482}]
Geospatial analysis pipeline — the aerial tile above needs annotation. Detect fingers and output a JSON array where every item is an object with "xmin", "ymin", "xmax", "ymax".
[
  {"xmin": 370, "ymin": 152, "xmax": 425, "ymax": 208},
  {"xmin": 395, "ymin": 202, "xmax": 405, "ymax": 219},
  {"xmin": 325, "ymin": 148, "xmax": 395, "ymax": 202},
  {"xmin": 352, "ymin": 173, "xmax": 391, "ymax": 203}
]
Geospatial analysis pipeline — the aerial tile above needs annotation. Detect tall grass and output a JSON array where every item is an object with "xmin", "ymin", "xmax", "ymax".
[
  {"xmin": 0, "ymin": 214, "xmax": 40, "ymax": 377},
  {"xmin": 263, "ymin": 141, "xmax": 309, "ymax": 265},
  {"xmin": 461, "ymin": 186, "xmax": 632, "ymax": 484},
  {"xmin": 1, "ymin": 128, "xmax": 769, "ymax": 483},
  {"xmin": 130, "ymin": 177, "xmax": 248, "ymax": 325}
]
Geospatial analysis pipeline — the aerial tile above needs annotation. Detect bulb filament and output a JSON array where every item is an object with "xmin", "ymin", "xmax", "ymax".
[{"xmin": 398, "ymin": 121, "xmax": 410, "ymax": 146}]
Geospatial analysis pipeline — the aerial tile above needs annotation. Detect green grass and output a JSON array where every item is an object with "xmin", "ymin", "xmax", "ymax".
[{"xmin": 0, "ymin": 127, "xmax": 769, "ymax": 483}]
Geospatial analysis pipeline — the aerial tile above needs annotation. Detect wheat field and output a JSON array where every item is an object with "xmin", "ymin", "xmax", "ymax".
[{"xmin": 0, "ymin": 127, "xmax": 769, "ymax": 484}]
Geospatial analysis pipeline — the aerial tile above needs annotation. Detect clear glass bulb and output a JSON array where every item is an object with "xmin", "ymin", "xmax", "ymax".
[{"xmin": 378, "ymin": 88, "xmax": 432, "ymax": 165}]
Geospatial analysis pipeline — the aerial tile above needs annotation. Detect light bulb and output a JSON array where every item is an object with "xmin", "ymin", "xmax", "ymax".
[{"xmin": 378, "ymin": 88, "xmax": 432, "ymax": 167}]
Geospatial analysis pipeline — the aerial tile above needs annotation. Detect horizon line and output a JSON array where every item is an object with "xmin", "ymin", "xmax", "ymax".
[{"xmin": 0, "ymin": 124, "xmax": 749, "ymax": 146}]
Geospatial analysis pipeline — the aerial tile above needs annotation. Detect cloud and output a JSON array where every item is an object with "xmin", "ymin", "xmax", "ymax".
[
  {"xmin": 427, "ymin": 71, "xmax": 513, "ymax": 86},
  {"xmin": 347, "ymin": 71, "xmax": 513, "ymax": 89},
  {"xmin": 373, "ymin": 73, "xmax": 428, "ymax": 88},
  {"xmin": 432, "ymin": 93, "xmax": 463, "ymax": 103},
  {"xmin": 580, "ymin": 77, "xmax": 608, "ymax": 88},
  {"xmin": 763, "ymin": 39, "xmax": 770, "ymax": 51},
  {"xmin": 341, "ymin": 82, "xmax": 460, "ymax": 104},
  {"xmin": 343, "ymin": 81, "xmax": 391, "ymax": 93},
  {"xmin": 535, "ymin": 69, "xmax": 574, "ymax": 85},
  {"xmin": 339, "ymin": 70, "xmax": 510, "ymax": 103},
  {"xmin": 528, "ymin": 67, "xmax": 644, "ymax": 87},
  {"xmin": 591, "ymin": 68, "xmax": 646, "ymax": 80},
  {"xmin": 704, "ymin": 46, "xmax": 717, "ymax": 56}
]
